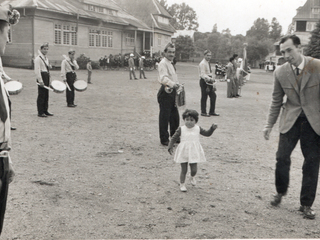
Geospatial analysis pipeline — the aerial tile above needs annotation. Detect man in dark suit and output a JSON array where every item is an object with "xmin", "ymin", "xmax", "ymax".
[{"xmin": 263, "ymin": 35, "xmax": 320, "ymax": 219}]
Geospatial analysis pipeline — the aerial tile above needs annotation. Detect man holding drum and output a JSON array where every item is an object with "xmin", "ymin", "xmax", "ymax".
[
  {"xmin": 34, "ymin": 42, "xmax": 53, "ymax": 117},
  {"xmin": 0, "ymin": 5, "xmax": 19, "ymax": 235},
  {"xmin": 61, "ymin": 49, "xmax": 79, "ymax": 107},
  {"xmin": 199, "ymin": 50, "xmax": 219, "ymax": 117}
]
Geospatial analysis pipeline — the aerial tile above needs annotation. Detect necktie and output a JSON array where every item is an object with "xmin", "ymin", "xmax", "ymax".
[
  {"xmin": 296, "ymin": 67, "xmax": 300, "ymax": 76},
  {"xmin": 209, "ymin": 62, "xmax": 212, "ymax": 73},
  {"xmin": 0, "ymin": 81, "xmax": 7, "ymax": 123}
]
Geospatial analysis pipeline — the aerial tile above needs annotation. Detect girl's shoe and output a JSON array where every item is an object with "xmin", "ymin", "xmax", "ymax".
[
  {"xmin": 180, "ymin": 183, "xmax": 187, "ymax": 192},
  {"xmin": 190, "ymin": 177, "xmax": 196, "ymax": 186}
]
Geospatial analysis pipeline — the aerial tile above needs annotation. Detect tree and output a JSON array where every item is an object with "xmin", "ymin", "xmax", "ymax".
[
  {"xmin": 175, "ymin": 35, "xmax": 195, "ymax": 60},
  {"xmin": 212, "ymin": 23, "xmax": 218, "ymax": 33},
  {"xmin": 158, "ymin": 0, "xmax": 169, "ymax": 11},
  {"xmin": 168, "ymin": 3, "xmax": 199, "ymax": 31},
  {"xmin": 246, "ymin": 37, "xmax": 273, "ymax": 65},
  {"xmin": 246, "ymin": 18, "xmax": 269, "ymax": 41},
  {"xmin": 305, "ymin": 19, "xmax": 320, "ymax": 59},
  {"xmin": 269, "ymin": 17, "xmax": 282, "ymax": 41}
]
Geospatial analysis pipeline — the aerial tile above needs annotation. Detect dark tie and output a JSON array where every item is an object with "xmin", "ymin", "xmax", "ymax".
[
  {"xmin": 209, "ymin": 62, "xmax": 212, "ymax": 73},
  {"xmin": 296, "ymin": 67, "xmax": 300, "ymax": 76},
  {"xmin": 0, "ymin": 81, "xmax": 7, "ymax": 123}
]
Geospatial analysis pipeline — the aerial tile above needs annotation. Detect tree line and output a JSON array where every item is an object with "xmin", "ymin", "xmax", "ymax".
[{"xmin": 158, "ymin": 0, "xmax": 283, "ymax": 66}]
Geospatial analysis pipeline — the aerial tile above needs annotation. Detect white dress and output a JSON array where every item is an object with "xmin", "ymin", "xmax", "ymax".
[{"xmin": 174, "ymin": 125, "xmax": 206, "ymax": 163}]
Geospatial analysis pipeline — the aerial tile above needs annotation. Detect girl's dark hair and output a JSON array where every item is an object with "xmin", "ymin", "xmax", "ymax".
[
  {"xmin": 229, "ymin": 57, "xmax": 234, "ymax": 62},
  {"xmin": 182, "ymin": 109, "xmax": 199, "ymax": 123}
]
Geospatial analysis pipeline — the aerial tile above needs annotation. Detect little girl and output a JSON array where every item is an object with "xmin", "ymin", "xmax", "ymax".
[{"xmin": 168, "ymin": 109, "xmax": 217, "ymax": 192}]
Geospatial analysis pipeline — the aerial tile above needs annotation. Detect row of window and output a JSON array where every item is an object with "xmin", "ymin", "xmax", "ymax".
[{"xmin": 54, "ymin": 24, "xmax": 115, "ymax": 48}]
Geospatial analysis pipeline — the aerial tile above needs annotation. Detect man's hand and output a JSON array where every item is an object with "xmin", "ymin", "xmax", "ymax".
[
  {"xmin": 263, "ymin": 127, "xmax": 272, "ymax": 140},
  {"xmin": 168, "ymin": 147, "xmax": 173, "ymax": 155},
  {"xmin": 63, "ymin": 79, "xmax": 67, "ymax": 83}
]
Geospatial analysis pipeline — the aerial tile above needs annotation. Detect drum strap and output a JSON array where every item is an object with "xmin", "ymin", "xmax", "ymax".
[
  {"xmin": 39, "ymin": 56, "xmax": 50, "ymax": 73},
  {"xmin": 66, "ymin": 60, "xmax": 75, "ymax": 71}
]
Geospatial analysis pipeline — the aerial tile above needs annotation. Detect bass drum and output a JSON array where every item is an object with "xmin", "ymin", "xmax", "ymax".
[
  {"xmin": 50, "ymin": 80, "xmax": 66, "ymax": 93},
  {"xmin": 5, "ymin": 80, "xmax": 23, "ymax": 95},
  {"xmin": 74, "ymin": 80, "xmax": 87, "ymax": 92}
]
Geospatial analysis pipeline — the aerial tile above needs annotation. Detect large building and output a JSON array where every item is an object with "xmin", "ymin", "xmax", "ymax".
[
  {"xmin": 292, "ymin": 0, "xmax": 320, "ymax": 45},
  {"xmin": 116, "ymin": 0, "xmax": 175, "ymax": 56},
  {"xmin": 2, "ymin": 0, "xmax": 175, "ymax": 68}
]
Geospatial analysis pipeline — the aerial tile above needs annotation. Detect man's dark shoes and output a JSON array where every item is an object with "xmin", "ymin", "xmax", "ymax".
[
  {"xmin": 44, "ymin": 112, "xmax": 54, "ymax": 116},
  {"xmin": 161, "ymin": 141, "xmax": 169, "ymax": 146},
  {"xmin": 201, "ymin": 113, "xmax": 210, "ymax": 117},
  {"xmin": 68, "ymin": 104, "xmax": 77, "ymax": 108},
  {"xmin": 38, "ymin": 113, "xmax": 47, "ymax": 117},
  {"xmin": 210, "ymin": 112, "xmax": 220, "ymax": 116},
  {"xmin": 270, "ymin": 193, "xmax": 284, "ymax": 206},
  {"xmin": 299, "ymin": 206, "xmax": 316, "ymax": 219}
]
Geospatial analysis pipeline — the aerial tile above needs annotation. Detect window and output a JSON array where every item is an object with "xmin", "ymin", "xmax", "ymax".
[
  {"xmin": 107, "ymin": 31, "xmax": 113, "ymax": 47},
  {"xmin": 158, "ymin": 35, "xmax": 162, "ymax": 46},
  {"xmin": 158, "ymin": 16, "xmax": 169, "ymax": 25},
  {"xmin": 312, "ymin": 7, "xmax": 320, "ymax": 14},
  {"xmin": 54, "ymin": 24, "xmax": 62, "ymax": 44},
  {"xmin": 126, "ymin": 33, "xmax": 135, "ymax": 46},
  {"xmin": 71, "ymin": 26, "xmax": 77, "ymax": 45},
  {"xmin": 296, "ymin": 21, "xmax": 307, "ymax": 32},
  {"xmin": 55, "ymin": 24, "xmax": 77, "ymax": 45},
  {"xmin": 89, "ymin": 29, "xmax": 113, "ymax": 48},
  {"xmin": 86, "ymin": 4, "xmax": 117, "ymax": 15}
]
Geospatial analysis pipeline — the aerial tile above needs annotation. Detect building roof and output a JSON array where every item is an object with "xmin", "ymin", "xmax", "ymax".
[
  {"xmin": 293, "ymin": 0, "xmax": 320, "ymax": 20},
  {"xmin": 117, "ymin": 0, "xmax": 175, "ymax": 34},
  {"xmin": 3, "ymin": 0, "xmax": 150, "ymax": 30}
]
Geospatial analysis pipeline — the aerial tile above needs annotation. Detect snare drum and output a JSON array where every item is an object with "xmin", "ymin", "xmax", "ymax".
[
  {"xmin": 50, "ymin": 80, "xmax": 66, "ymax": 93},
  {"xmin": 74, "ymin": 80, "xmax": 87, "ymax": 92},
  {"xmin": 5, "ymin": 80, "xmax": 23, "ymax": 95}
]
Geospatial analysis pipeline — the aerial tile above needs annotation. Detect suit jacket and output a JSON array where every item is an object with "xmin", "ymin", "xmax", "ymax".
[{"xmin": 266, "ymin": 56, "xmax": 320, "ymax": 135}]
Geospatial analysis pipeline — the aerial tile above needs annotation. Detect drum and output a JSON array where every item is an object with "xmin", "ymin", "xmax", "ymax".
[
  {"xmin": 74, "ymin": 80, "xmax": 87, "ymax": 92},
  {"xmin": 5, "ymin": 80, "xmax": 23, "ymax": 95},
  {"xmin": 50, "ymin": 80, "xmax": 66, "ymax": 93}
]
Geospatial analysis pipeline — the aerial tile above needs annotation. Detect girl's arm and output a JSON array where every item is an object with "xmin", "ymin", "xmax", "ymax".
[
  {"xmin": 168, "ymin": 127, "xmax": 181, "ymax": 154},
  {"xmin": 200, "ymin": 124, "xmax": 218, "ymax": 137}
]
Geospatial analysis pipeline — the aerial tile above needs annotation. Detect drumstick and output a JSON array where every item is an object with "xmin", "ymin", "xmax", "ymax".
[
  {"xmin": 37, "ymin": 83, "xmax": 54, "ymax": 91},
  {"xmin": 65, "ymin": 82, "xmax": 71, "ymax": 91}
]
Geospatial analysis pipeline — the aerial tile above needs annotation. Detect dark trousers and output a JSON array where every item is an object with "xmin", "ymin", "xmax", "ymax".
[
  {"xmin": 129, "ymin": 69, "xmax": 137, "ymax": 80},
  {"xmin": 157, "ymin": 86, "xmax": 179, "ymax": 143},
  {"xmin": 140, "ymin": 68, "xmax": 146, "ymax": 78},
  {"xmin": 199, "ymin": 78, "xmax": 216, "ymax": 114},
  {"xmin": 66, "ymin": 72, "xmax": 76, "ymax": 105},
  {"xmin": 275, "ymin": 117, "xmax": 320, "ymax": 206},
  {"xmin": 0, "ymin": 156, "xmax": 9, "ymax": 235},
  {"xmin": 37, "ymin": 72, "xmax": 50, "ymax": 115}
]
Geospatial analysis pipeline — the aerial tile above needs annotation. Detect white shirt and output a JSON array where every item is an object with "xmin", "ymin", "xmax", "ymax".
[
  {"xmin": 34, "ymin": 50, "xmax": 50, "ymax": 83},
  {"xmin": 61, "ymin": 57, "xmax": 79, "ymax": 80},
  {"xmin": 199, "ymin": 58, "xmax": 212, "ymax": 82},
  {"xmin": 158, "ymin": 57, "xmax": 178, "ymax": 88}
]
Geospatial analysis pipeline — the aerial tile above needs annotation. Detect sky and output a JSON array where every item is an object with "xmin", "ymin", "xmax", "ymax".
[{"xmin": 165, "ymin": 0, "xmax": 307, "ymax": 35}]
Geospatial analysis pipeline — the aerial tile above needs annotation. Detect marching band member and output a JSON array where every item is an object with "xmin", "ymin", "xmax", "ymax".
[
  {"xmin": 61, "ymin": 49, "xmax": 79, "ymax": 107},
  {"xmin": 139, "ymin": 56, "xmax": 147, "ymax": 79},
  {"xmin": 0, "ymin": 5, "xmax": 19, "ymax": 235},
  {"xmin": 128, "ymin": 53, "xmax": 137, "ymax": 80},
  {"xmin": 34, "ymin": 42, "xmax": 53, "ymax": 117}
]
